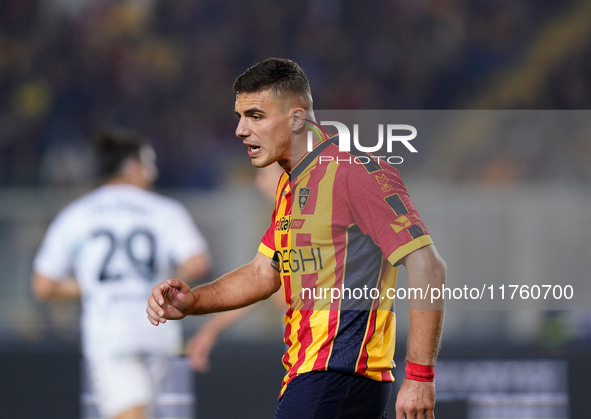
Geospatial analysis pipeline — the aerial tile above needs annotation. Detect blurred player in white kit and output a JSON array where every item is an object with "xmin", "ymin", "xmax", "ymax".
[{"xmin": 32, "ymin": 128, "xmax": 210, "ymax": 419}]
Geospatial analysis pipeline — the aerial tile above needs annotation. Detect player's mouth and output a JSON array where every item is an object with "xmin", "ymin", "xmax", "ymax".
[{"xmin": 246, "ymin": 145, "xmax": 261, "ymax": 157}]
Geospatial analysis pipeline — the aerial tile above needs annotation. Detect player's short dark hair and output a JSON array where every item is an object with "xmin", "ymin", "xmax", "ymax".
[
  {"xmin": 233, "ymin": 58, "xmax": 312, "ymax": 108},
  {"xmin": 94, "ymin": 128, "xmax": 147, "ymax": 179}
]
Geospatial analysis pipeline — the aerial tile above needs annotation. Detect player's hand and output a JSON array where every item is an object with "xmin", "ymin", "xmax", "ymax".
[
  {"xmin": 146, "ymin": 279, "xmax": 196, "ymax": 325},
  {"xmin": 395, "ymin": 379, "xmax": 436, "ymax": 419},
  {"xmin": 185, "ymin": 329, "xmax": 217, "ymax": 372}
]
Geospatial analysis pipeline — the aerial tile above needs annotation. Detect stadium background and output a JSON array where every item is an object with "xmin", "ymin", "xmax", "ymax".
[{"xmin": 1, "ymin": 0, "xmax": 590, "ymax": 418}]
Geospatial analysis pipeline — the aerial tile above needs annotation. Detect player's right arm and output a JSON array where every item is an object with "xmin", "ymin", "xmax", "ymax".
[
  {"xmin": 32, "ymin": 207, "xmax": 81, "ymax": 302},
  {"xmin": 146, "ymin": 251, "xmax": 280, "ymax": 325}
]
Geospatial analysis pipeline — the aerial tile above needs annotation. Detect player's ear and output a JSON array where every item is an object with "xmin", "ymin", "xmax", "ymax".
[{"xmin": 291, "ymin": 108, "xmax": 306, "ymax": 133}]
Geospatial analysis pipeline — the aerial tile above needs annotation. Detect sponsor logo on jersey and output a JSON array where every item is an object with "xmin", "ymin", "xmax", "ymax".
[
  {"xmin": 276, "ymin": 247, "xmax": 324, "ymax": 274},
  {"xmin": 274, "ymin": 216, "xmax": 306, "ymax": 232},
  {"xmin": 390, "ymin": 213, "xmax": 420, "ymax": 233},
  {"xmin": 390, "ymin": 215, "xmax": 412, "ymax": 233},
  {"xmin": 291, "ymin": 219, "xmax": 305, "ymax": 229},
  {"xmin": 275, "ymin": 216, "xmax": 292, "ymax": 232}
]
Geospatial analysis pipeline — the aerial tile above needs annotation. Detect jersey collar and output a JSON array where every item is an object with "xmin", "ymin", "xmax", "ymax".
[{"xmin": 290, "ymin": 135, "xmax": 338, "ymax": 180}]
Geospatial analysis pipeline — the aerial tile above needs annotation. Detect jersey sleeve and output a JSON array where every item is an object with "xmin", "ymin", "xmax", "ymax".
[
  {"xmin": 258, "ymin": 207, "xmax": 277, "ymax": 259},
  {"xmin": 258, "ymin": 172, "xmax": 289, "ymax": 259},
  {"xmin": 34, "ymin": 210, "xmax": 76, "ymax": 281},
  {"xmin": 346, "ymin": 166, "xmax": 433, "ymax": 266},
  {"xmin": 167, "ymin": 203, "xmax": 209, "ymax": 264}
]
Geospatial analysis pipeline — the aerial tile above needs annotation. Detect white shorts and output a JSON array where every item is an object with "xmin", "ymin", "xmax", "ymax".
[{"xmin": 86, "ymin": 353, "xmax": 170, "ymax": 418}]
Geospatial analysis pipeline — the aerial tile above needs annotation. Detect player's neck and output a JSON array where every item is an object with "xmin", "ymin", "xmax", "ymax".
[
  {"xmin": 105, "ymin": 177, "xmax": 148, "ymax": 189},
  {"xmin": 289, "ymin": 127, "xmax": 322, "ymax": 172}
]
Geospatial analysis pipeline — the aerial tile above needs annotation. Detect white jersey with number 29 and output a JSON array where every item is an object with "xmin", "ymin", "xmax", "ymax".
[{"xmin": 34, "ymin": 184, "xmax": 208, "ymax": 357}]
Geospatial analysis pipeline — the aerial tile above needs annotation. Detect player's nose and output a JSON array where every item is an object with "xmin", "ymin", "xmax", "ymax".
[{"xmin": 235, "ymin": 118, "xmax": 250, "ymax": 138}]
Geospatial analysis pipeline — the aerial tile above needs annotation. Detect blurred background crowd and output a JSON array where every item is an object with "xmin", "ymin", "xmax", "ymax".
[{"xmin": 1, "ymin": 0, "xmax": 591, "ymax": 188}]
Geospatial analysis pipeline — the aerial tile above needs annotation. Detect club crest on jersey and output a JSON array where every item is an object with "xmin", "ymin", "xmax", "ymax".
[{"xmin": 298, "ymin": 188, "xmax": 311, "ymax": 212}]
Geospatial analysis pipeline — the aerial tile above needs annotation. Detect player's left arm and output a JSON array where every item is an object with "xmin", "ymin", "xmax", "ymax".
[
  {"xmin": 395, "ymin": 244, "xmax": 446, "ymax": 419},
  {"xmin": 32, "ymin": 273, "xmax": 81, "ymax": 301}
]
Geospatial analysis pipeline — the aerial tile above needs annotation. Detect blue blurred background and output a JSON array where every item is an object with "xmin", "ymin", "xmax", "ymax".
[
  {"xmin": 2, "ymin": 0, "xmax": 591, "ymax": 188},
  {"xmin": 1, "ymin": 0, "xmax": 590, "ymax": 418}
]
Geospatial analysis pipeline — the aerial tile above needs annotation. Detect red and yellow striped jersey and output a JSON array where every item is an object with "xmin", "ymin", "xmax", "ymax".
[{"xmin": 258, "ymin": 138, "xmax": 433, "ymax": 395}]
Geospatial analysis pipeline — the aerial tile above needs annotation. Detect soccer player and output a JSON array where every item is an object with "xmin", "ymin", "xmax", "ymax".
[
  {"xmin": 146, "ymin": 58, "xmax": 446, "ymax": 419},
  {"xmin": 33, "ymin": 129, "xmax": 210, "ymax": 419}
]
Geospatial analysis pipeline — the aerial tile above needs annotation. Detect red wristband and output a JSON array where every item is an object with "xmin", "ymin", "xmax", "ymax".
[{"xmin": 405, "ymin": 361, "xmax": 435, "ymax": 382}]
